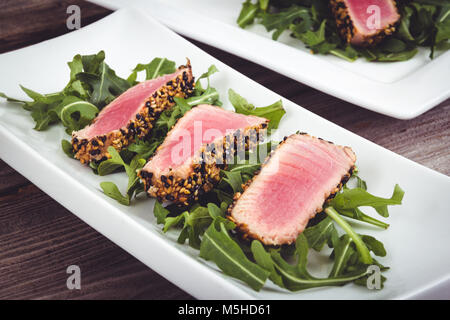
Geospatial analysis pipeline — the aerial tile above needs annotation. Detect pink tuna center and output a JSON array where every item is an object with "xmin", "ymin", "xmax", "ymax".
[
  {"xmin": 345, "ymin": 0, "xmax": 398, "ymax": 34},
  {"xmin": 254, "ymin": 139, "xmax": 352, "ymax": 231},
  {"xmin": 149, "ymin": 106, "xmax": 265, "ymax": 171},
  {"xmin": 81, "ymin": 71, "xmax": 182, "ymax": 138}
]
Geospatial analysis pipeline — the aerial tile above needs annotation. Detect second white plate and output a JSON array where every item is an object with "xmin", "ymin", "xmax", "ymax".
[{"xmin": 89, "ymin": 0, "xmax": 450, "ymax": 120}]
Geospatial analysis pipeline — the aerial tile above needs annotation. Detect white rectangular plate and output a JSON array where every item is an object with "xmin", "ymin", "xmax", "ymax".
[
  {"xmin": 88, "ymin": 0, "xmax": 450, "ymax": 120},
  {"xmin": 1, "ymin": 8, "xmax": 450, "ymax": 299}
]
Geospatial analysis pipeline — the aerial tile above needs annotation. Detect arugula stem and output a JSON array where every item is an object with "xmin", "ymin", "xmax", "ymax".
[
  {"xmin": 338, "ymin": 210, "xmax": 390, "ymax": 229},
  {"xmin": 324, "ymin": 207, "xmax": 373, "ymax": 265}
]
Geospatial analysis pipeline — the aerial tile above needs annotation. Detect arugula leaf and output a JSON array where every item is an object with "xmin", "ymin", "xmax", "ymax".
[
  {"xmin": 222, "ymin": 170, "xmax": 244, "ymax": 194},
  {"xmin": 257, "ymin": 234, "xmax": 370, "ymax": 291},
  {"xmin": 59, "ymin": 96, "xmax": 99, "ymax": 133},
  {"xmin": 261, "ymin": 5, "xmax": 311, "ymax": 40},
  {"xmin": 228, "ymin": 89, "xmax": 285, "ymax": 129},
  {"xmin": 330, "ymin": 184, "xmax": 405, "ymax": 217},
  {"xmin": 1, "ymin": 51, "xmax": 130, "ymax": 133},
  {"xmin": 61, "ymin": 139, "xmax": 75, "ymax": 158},
  {"xmin": 129, "ymin": 57, "xmax": 176, "ymax": 83},
  {"xmin": 200, "ymin": 221, "xmax": 270, "ymax": 291},
  {"xmin": 237, "ymin": 0, "xmax": 260, "ymax": 28},
  {"xmin": 324, "ymin": 206, "xmax": 373, "ymax": 264},
  {"xmin": 99, "ymin": 146, "xmax": 145, "ymax": 205},
  {"xmin": 64, "ymin": 54, "xmax": 89, "ymax": 98},
  {"xmin": 179, "ymin": 206, "xmax": 212, "ymax": 249},
  {"xmin": 0, "ymin": 92, "xmax": 27, "ymax": 103},
  {"xmin": 153, "ymin": 201, "xmax": 170, "ymax": 224},
  {"xmin": 251, "ymin": 240, "xmax": 285, "ymax": 288},
  {"xmin": 329, "ymin": 233, "xmax": 355, "ymax": 277},
  {"xmin": 76, "ymin": 62, "xmax": 130, "ymax": 108},
  {"xmin": 127, "ymin": 138, "xmax": 160, "ymax": 160},
  {"xmin": 303, "ymin": 216, "xmax": 337, "ymax": 251},
  {"xmin": 100, "ymin": 181, "xmax": 130, "ymax": 206},
  {"xmin": 207, "ymin": 203, "xmax": 224, "ymax": 220}
]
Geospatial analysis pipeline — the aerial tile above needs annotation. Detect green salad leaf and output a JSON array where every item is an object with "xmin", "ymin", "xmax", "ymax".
[
  {"xmin": 237, "ymin": 0, "xmax": 260, "ymax": 28},
  {"xmin": 252, "ymin": 234, "xmax": 371, "ymax": 291},
  {"xmin": 200, "ymin": 221, "xmax": 270, "ymax": 291},
  {"xmin": 0, "ymin": 51, "xmax": 129, "ymax": 132},
  {"xmin": 228, "ymin": 89, "xmax": 285, "ymax": 129},
  {"xmin": 128, "ymin": 57, "xmax": 177, "ymax": 84},
  {"xmin": 76, "ymin": 61, "xmax": 130, "ymax": 108},
  {"xmin": 99, "ymin": 146, "xmax": 146, "ymax": 205}
]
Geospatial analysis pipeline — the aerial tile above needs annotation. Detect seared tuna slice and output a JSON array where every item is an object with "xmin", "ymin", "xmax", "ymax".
[
  {"xmin": 71, "ymin": 61, "xmax": 194, "ymax": 164},
  {"xmin": 330, "ymin": 0, "xmax": 400, "ymax": 46},
  {"xmin": 139, "ymin": 104, "xmax": 269, "ymax": 205},
  {"xmin": 228, "ymin": 133, "xmax": 356, "ymax": 246}
]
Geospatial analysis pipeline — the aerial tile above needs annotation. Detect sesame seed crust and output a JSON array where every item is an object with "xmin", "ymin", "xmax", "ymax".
[
  {"xmin": 71, "ymin": 60, "xmax": 195, "ymax": 164},
  {"xmin": 138, "ymin": 121, "xmax": 269, "ymax": 205},
  {"xmin": 227, "ymin": 132, "xmax": 356, "ymax": 245},
  {"xmin": 329, "ymin": 0, "xmax": 399, "ymax": 47}
]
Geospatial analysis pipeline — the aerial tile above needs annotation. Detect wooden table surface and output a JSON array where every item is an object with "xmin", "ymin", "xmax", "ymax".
[{"xmin": 0, "ymin": 0, "xmax": 449, "ymax": 300}]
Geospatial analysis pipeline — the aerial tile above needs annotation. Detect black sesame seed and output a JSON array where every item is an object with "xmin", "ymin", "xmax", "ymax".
[
  {"xmin": 92, "ymin": 139, "xmax": 99, "ymax": 146},
  {"xmin": 90, "ymin": 149, "xmax": 101, "ymax": 156},
  {"xmin": 178, "ymin": 179, "xmax": 185, "ymax": 186},
  {"xmin": 161, "ymin": 175, "xmax": 167, "ymax": 182},
  {"xmin": 166, "ymin": 194, "xmax": 175, "ymax": 201},
  {"xmin": 146, "ymin": 101, "xmax": 151, "ymax": 107}
]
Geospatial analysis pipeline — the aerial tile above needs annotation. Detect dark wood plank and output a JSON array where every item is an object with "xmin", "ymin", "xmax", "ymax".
[
  {"xmin": 0, "ymin": 160, "xmax": 30, "ymax": 195},
  {"xmin": 0, "ymin": 0, "xmax": 110, "ymax": 54},
  {"xmin": 0, "ymin": 0, "xmax": 448, "ymax": 300},
  {"xmin": 0, "ymin": 184, "xmax": 192, "ymax": 300}
]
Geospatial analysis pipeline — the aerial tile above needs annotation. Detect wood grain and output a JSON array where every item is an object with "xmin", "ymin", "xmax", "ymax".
[{"xmin": 0, "ymin": 0, "xmax": 448, "ymax": 300}]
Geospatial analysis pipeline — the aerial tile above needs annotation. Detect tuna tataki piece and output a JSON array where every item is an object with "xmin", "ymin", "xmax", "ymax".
[
  {"xmin": 71, "ymin": 61, "xmax": 194, "ymax": 164},
  {"xmin": 228, "ymin": 133, "xmax": 356, "ymax": 246},
  {"xmin": 330, "ymin": 0, "xmax": 400, "ymax": 46},
  {"xmin": 139, "ymin": 104, "xmax": 269, "ymax": 205}
]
